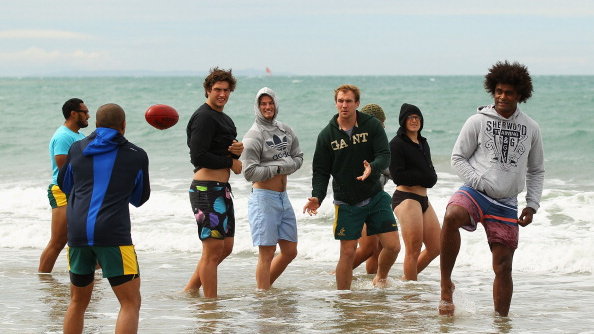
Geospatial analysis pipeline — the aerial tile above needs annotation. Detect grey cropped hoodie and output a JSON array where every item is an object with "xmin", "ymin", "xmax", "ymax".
[
  {"xmin": 242, "ymin": 87, "xmax": 304, "ymax": 182},
  {"xmin": 451, "ymin": 104, "xmax": 545, "ymax": 211}
]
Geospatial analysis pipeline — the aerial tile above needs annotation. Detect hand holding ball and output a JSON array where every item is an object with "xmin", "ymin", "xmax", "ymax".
[{"xmin": 145, "ymin": 104, "xmax": 179, "ymax": 130}]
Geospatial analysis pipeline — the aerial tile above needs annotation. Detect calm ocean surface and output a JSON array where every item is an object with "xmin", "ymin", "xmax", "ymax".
[{"xmin": 0, "ymin": 76, "xmax": 593, "ymax": 333}]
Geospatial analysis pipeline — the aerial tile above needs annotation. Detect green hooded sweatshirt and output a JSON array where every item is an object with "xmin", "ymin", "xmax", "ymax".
[{"xmin": 312, "ymin": 111, "xmax": 390, "ymax": 205}]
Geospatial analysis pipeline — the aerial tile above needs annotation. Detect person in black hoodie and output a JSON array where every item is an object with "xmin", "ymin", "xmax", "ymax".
[{"xmin": 389, "ymin": 103, "xmax": 440, "ymax": 281}]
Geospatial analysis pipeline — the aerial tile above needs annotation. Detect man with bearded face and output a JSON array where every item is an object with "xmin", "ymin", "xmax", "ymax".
[{"xmin": 39, "ymin": 98, "xmax": 90, "ymax": 273}]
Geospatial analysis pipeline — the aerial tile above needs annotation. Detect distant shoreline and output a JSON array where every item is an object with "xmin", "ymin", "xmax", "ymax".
[{"xmin": 2, "ymin": 74, "xmax": 594, "ymax": 78}]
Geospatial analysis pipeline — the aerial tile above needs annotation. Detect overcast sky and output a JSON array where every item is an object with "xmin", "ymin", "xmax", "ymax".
[{"xmin": 1, "ymin": 0, "xmax": 593, "ymax": 76}]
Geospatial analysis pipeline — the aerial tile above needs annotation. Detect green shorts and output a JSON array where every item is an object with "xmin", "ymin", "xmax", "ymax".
[
  {"xmin": 333, "ymin": 191, "xmax": 397, "ymax": 240},
  {"xmin": 47, "ymin": 184, "xmax": 67, "ymax": 208},
  {"xmin": 67, "ymin": 245, "xmax": 139, "ymax": 278}
]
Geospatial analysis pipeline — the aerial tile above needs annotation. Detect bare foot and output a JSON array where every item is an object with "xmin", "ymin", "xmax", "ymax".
[
  {"xmin": 372, "ymin": 276, "xmax": 389, "ymax": 288},
  {"xmin": 439, "ymin": 280, "xmax": 456, "ymax": 316},
  {"xmin": 183, "ymin": 287, "xmax": 201, "ymax": 297},
  {"xmin": 439, "ymin": 300, "xmax": 455, "ymax": 316}
]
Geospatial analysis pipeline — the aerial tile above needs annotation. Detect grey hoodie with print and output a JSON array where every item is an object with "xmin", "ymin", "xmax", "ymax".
[
  {"xmin": 451, "ymin": 104, "xmax": 545, "ymax": 211},
  {"xmin": 242, "ymin": 87, "xmax": 304, "ymax": 182}
]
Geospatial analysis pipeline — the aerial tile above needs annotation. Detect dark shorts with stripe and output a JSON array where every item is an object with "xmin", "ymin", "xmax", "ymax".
[
  {"xmin": 448, "ymin": 186, "xmax": 519, "ymax": 249},
  {"xmin": 189, "ymin": 180, "xmax": 235, "ymax": 240},
  {"xmin": 333, "ymin": 191, "xmax": 397, "ymax": 240}
]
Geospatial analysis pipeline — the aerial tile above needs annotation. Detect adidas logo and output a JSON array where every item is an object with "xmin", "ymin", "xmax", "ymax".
[{"xmin": 265, "ymin": 135, "xmax": 288, "ymax": 152}]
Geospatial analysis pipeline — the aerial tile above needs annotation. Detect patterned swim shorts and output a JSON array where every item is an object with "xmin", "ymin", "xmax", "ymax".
[{"xmin": 189, "ymin": 180, "xmax": 235, "ymax": 240}]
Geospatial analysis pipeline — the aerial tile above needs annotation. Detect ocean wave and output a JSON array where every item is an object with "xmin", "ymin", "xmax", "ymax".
[{"xmin": 1, "ymin": 176, "xmax": 592, "ymax": 274}]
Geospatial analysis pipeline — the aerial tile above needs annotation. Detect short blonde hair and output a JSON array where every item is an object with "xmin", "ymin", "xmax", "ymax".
[{"xmin": 334, "ymin": 84, "xmax": 360, "ymax": 102}]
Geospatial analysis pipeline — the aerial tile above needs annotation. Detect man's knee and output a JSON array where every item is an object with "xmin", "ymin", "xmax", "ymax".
[
  {"xmin": 282, "ymin": 247, "xmax": 298, "ymax": 261},
  {"xmin": 383, "ymin": 243, "xmax": 400, "ymax": 256},
  {"xmin": 112, "ymin": 277, "xmax": 141, "ymax": 308},
  {"xmin": 443, "ymin": 205, "xmax": 470, "ymax": 229},
  {"xmin": 492, "ymin": 245, "xmax": 514, "ymax": 276},
  {"xmin": 202, "ymin": 243, "xmax": 225, "ymax": 262},
  {"xmin": 219, "ymin": 239, "xmax": 234, "ymax": 260},
  {"xmin": 258, "ymin": 246, "xmax": 276, "ymax": 262},
  {"xmin": 222, "ymin": 246, "xmax": 233, "ymax": 259},
  {"xmin": 359, "ymin": 246, "xmax": 374, "ymax": 259},
  {"xmin": 339, "ymin": 242, "xmax": 358, "ymax": 259},
  {"xmin": 493, "ymin": 259, "xmax": 513, "ymax": 277},
  {"xmin": 125, "ymin": 293, "xmax": 142, "ymax": 310},
  {"xmin": 378, "ymin": 234, "xmax": 400, "ymax": 255}
]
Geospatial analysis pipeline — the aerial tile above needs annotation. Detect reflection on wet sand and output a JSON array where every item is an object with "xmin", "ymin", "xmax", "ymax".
[{"xmin": 37, "ymin": 272, "xmax": 106, "ymax": 332}]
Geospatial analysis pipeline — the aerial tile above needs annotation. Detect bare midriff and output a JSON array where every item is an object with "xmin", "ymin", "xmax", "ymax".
[
  {"xmin": 193, "ymin": 168, "xmax": 230, "ymax": 183},
  {"xmin": 253, "ymin": 174, "xmax": 287, "ymax": 192},
  {"xmin": 396, "ymin": 185, "xmax": 427, "ymax": 196}
]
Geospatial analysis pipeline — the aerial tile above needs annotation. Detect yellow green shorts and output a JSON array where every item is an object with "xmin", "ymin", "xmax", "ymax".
[
  {"xmin": 67, "ymin": 245, "xmax": 139, "ymax": 278},
  {"xmin": 47, "ymin": 184, "xmax": 67, "ymax": 208}
]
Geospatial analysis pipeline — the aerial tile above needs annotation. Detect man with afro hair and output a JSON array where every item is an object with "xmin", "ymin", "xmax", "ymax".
[{"xmin": 439, "ymin": 61, "xmax": 545, "ymax": 316}]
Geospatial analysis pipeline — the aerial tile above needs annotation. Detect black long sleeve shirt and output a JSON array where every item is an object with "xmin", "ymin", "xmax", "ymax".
[{"xmin": 186, "ymin": 103, "xmax": 238, "ymax": 171}]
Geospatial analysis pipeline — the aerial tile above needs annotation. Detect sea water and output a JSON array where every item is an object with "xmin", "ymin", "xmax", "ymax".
[{"xmin": 0, "ymin": 76, "xmax": 593, "ymax": 333}]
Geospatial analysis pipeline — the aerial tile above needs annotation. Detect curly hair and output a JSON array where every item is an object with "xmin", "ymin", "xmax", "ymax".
[
  {"xmin": 203, "ymin": 67, "xmax": 237, "ymax": 98},
  {"xmin": 484, "ymin": 61, "xmax": 533, "ymax": 103}
]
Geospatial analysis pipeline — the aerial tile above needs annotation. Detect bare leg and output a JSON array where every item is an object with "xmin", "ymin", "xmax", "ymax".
[
  {"xmin": 364, "ymin": 242, "xmax": 381, "ymax": 275},
  {"xmin": 352, "ymin": 225, "xmax": 378, "ymax": 270},
  {"xmin": 63, "ymin": 281, "xmax": 94, "ymax": 334},
  {"xmin": 395, "ymin": 200, "xmax": 424, "ymax": 280},
  {"xmin": 269, "ymin": 239, "xmax": 297, "ymax": 286},
  {"xmin": 336, "ymin": 240, "xmax": 358, "ymax": 289},
  {"xmin": 184, "ymin": 259, "xmax": 203, "ymax": 293},
  {"xmin": 416, "ymin": 204, "xmax": 441, "ymax": 275},
  {"xmin": 373, "ymin": 231, "xmax": 400, "ymax": 287},
  {"xmin": 112, "ymin": 277, "xmax": 141, "ymax": 334},
  {"xmin": 39, "ymin": 206, "xmax": 67, "ymax": 273},
  {"xmin": 198, "ymin": 238, "xmax": 224, "ymax": 298},
  {"xmin": 185, "ymin": 237, "xmax": 233, "ymax": 298},
  {"xmin": 439, "ymin": 205, "xmax": 469, "ymax": 315},
  {"xmin": 256, "ymin": 245, "xmax": 276, "ymax": 290},
  {"xmin": 492, "ymin": 243, "xmax": 515, "ymax": 316}
]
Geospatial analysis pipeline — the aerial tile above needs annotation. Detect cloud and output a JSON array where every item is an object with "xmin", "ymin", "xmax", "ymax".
[
  {"xmin": 0, "ymin": 47, "xmax": 105, "ymax": 64},
  {"xmin": 0, "ymin": 29, "xmax": 91, "ymax": 40},
  {"xmin": 270, "ymin": 0, "xmax": 594, "ymax": 17}
]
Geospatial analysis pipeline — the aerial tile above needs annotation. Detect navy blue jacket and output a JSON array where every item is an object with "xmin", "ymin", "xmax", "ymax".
[{"xmin": 58, "ymin": 127, "xmax": 150, "ymax": 247}]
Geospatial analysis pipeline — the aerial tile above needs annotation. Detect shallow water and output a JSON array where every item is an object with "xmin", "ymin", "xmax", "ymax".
[
  {"xmin": 1, "ymin": 75, "xmax": 593, "ymax": 333},
  {"xmin": 2, "ymin": 248, "xmax": 593, "ymax": 333}
]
